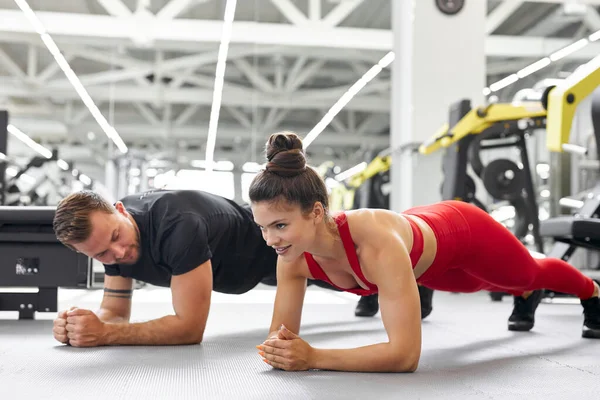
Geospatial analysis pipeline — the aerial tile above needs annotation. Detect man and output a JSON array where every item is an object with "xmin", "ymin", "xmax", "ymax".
[{"xmin": 52, "ymin": 189, "xmax": 375, "ymax": 347}]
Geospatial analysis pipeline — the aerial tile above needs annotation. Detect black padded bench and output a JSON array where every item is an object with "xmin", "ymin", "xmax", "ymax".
[
  {"xmin": 0, "ymin": 206, "xmax": 91, "ymax": 319},
  {"xmin": 541, "ymin": 216, "xmax": 600, "ymax": 253}
]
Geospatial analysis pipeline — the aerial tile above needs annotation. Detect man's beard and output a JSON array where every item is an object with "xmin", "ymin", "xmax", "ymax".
[{"xmin": 121, "ymin": 230, "xmax": 142, "ymax": 265}]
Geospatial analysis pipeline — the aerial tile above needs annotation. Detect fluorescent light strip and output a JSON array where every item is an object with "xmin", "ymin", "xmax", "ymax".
[
  {"xmin": 205, "ymin": 0, "xmax": 237, "ymax": 173},
  {"xmin": 489, "ymin": 74, "xmax": 518, "ymax": 92},
  {"xmin": 19, "ymin": 173, "xmax": 36, "ymax": 185},
  {"xmin": 517, "ymin": 57, "xmax": 551, "ymax": 79},
  {"xmin": 334, "ymin": 162, "xmax": 368, "ymax": 182},
  {"xmin": 0, "ymin": 152, "xmax": 6, "ymax": 161},
  {"xmin": 304, "ymin": 51, "xmax": 395, "ymax": 149},
  {"xmin": 57, "ymin": 159, "xmax": 69, "ymax": 171},
  {"xmin": 550, "ymin": 38, "xmax": 589, "ymax": 62},
  {"xmin": 487, "ymin": 36, "xmax": 595, "ymax": 94},
  {"xmin": 14, "ymin": 0, "xmax": 127, "ymax": 154},
  {"xmin": 482, "ymin": 87, "xmax": 491, "ymax": 96},
  {"xmin": 79, "ymin": 174, "xmax": 92, "ymax": 186},
  {"xmin": 7, "ymin": 124, "xmax": 53, "ymax": 159}
]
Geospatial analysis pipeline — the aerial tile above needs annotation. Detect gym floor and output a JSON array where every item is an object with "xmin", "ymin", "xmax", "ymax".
[{"xmin": 1, "ymin": 286, "xmax": 599, "ymax": 399}]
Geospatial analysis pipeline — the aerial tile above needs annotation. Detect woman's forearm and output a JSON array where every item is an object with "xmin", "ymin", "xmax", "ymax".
[{"xmin": 312, "ymin": 342, "xmax": 419, "ymax": 373}]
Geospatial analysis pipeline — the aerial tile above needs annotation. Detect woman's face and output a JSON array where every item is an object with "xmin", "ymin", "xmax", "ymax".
[{"xmin": 251, "ymin": 200, "xmax": 319, "ymax": 259}]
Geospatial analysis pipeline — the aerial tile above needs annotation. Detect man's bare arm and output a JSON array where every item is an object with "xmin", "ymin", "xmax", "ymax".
[
  {"xmin": 101, "ymin": 260, "xmax": 212, "ymax": 345},
  {"xmin": 96, "ymin": 275, "xmax": 133, "ymax": 323}
]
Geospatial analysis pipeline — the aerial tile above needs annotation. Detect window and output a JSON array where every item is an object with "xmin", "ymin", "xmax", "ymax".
[
  {"xmin": 154, "ymin": 169, "xmax": 235, "ymax": 200},
  {"xmin": 241, "ymin": 173, "xmax": 257, "ymax": 204}
]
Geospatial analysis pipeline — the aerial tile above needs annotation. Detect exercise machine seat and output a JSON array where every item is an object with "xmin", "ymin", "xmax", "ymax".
[{"xmin": 540, "ymin": 216, "xmax": 600, "ymax": 241}]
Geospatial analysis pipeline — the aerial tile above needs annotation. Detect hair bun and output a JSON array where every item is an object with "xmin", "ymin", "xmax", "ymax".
[{"xmin": 265, "ymin": 132, "xmax": 307, "ymax": 177}]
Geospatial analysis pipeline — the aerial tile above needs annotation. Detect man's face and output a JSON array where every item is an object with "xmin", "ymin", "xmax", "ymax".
[{"xmin": 71, "ymin": 203, "xmax": 141, "ymax": 265}]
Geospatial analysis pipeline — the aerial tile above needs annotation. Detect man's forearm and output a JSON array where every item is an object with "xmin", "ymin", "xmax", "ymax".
[
  {"xmin": 96, "ymin": 309, "xmax": 129, "ymax": 324},
  {"xmin": 312, "ymin": 343, "xmax": 419, "ymax": 373},
  {"xmin": 102, "ymin": 315, "xmax": 204, "ymax": 345}
]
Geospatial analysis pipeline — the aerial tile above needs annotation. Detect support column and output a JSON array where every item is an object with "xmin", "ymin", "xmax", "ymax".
[
  {"xmin": 0, "ymin": 111, "xmax": 7, "ymax": 205},
  {"xmin": 233, "ymin": 169, "xmax": 243, "ymax": 204},
  {"xmin": 390, "ymin": 1, "xmax": 486, "ymax": 211}
]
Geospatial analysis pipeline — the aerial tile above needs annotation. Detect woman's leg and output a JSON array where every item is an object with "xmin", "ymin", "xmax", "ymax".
[
  {"xmin": 448, "ymin": 201, "xmax": 600, "ymax": 337},
  {"xmin": 447, "ymin": 201, "xmax": 596, "ymax": 299}
]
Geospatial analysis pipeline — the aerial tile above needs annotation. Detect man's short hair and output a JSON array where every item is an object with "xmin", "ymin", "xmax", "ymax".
[{"xmin": 53, "ymin": 190, "xmax": 115, "ymax": 250}]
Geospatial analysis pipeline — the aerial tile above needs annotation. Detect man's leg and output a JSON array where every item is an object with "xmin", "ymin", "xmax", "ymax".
[
  {"xmin": 355, "ymin": 286, "xmax": 434, "ymax": 319},
  {"xmin": 355, "ymin": 294, "xmax": 379, "ymax": 317},
  {"xmin": 419, "ymin": 286, "xmax": 434, "ymax": 319}
]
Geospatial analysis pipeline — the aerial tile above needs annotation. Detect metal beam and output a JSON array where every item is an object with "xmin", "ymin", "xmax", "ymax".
[
  {"xmin": 1, "ymin": 10, "xmax": 599, "ymax": 59},
  {"xmin": 583, "ymin": 5, "xmax": 600, "ymax": 31},
  {"xmin": 270, "ymin": 0, "xmax": 309, "ymax": 25},
  {"xmin": 284, "ymin": 56, "xmax": 307, "ymax": 91},
  {"xmin": 1, "ymin": 79, "xmax": 389, "ymax": 112},
  {"xmin": 0, "ymin": 47, "xmax": 26, "ymax": 79},
  {"xmin": 10, "ymin": 117, "xmax": 389, "ymax": 147},
  {"xmin": 523, "ymin": 6, "xmax": 580, "ymax": 36},
  {"xmin": 356, "ymin": 113, "xmax": 389, "ymax": 136},
  {"xmin": 224, "ymin": 107, "xmax": 253, "ymax": 130},
  {"xmin": 286, "ymin": 60, "xmax": 326, "ymax": 92},
  {"xmin": 95, "ymin": 0, "xmax": 132, "ymax": 17},
  {"xmin": 50, "ymin": 46, "xmax": 281, "ymax": 87},
  {"xmin": 36, "ymin": 53, "xmax": 74, "ymax": 82},
  {"xmin": 27, "ymin": 45, "xmax": 37, "ymax": 78},
  {"xmin": 486, "ymin": 0, "xmax": 523, "ymax": 34},
  {"xmin": 157, "ymin": 0, "xmax": 201, "ymax": 19},
  {"xmin": 486, "ymin": 36, "xmax": 600, "ymax": 59},
  {"xmin": 322, "ymin": 0, "xmax": 363, "ymax": 27},
  {"xmin": 309, "ymin": 0, "xmax": 321, "ymax": 21},
  {"xmin": 133, "ymin": 103, "xmax": 161, "ymax": 125},
  {"xmin": 0, "ymin": 10, "xmax": 390, "ymax": 51},
  {"xmin": 233, "ymin": 58, "xmax": 275, "ymax": 93},
  {"xmin": 174, "ymin": 104, "xmax": 201, "ymax": 126},
  {"xmin": 487, "ymin": 59, "xmax": 533, "ymax": 75}
]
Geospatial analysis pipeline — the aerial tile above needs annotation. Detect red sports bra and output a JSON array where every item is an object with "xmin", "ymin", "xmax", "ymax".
[{"xmin": 303, "ymin": 212, "xmax": 424, "ymax": 296}]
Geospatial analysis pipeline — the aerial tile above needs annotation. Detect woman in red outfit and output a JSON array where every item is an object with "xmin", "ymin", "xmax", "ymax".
[{"xmin": 250, "ymin": 132, "xmax": 600, "ymax": 373}]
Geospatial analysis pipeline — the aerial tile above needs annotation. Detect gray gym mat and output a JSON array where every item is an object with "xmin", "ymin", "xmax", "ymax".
[{"xmin": 1, "ymin": 287, "xmax": 599, "ymax": 400}]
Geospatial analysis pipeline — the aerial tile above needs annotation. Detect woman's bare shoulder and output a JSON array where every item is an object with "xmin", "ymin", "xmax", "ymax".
[{"xmin": 344, "ymin": 208, "xmax": 405, "ymax": 240}]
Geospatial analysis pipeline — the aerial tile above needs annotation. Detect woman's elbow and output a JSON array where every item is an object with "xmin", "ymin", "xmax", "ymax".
[
  {"xmin": 404, "ymin": 356, "xmax": 419, "ymax": 372},
  {"xmin": 391, "ymin": 350, "xmax": 420, "ymax": 372}
]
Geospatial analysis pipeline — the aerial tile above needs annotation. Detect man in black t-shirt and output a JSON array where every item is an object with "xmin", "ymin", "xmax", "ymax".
[{"xmin": 50, "ymin": 189, "xmax": 369, "ymax": 347}]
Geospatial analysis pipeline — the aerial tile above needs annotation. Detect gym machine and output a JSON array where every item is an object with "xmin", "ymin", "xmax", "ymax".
[
  {"xmin": 539, "ymin": 54, "xmax": 600, "ymax": 264},
  {"xmin": 0, "ymin": 206, "xmax": 91, "ymax": 319},
  {"xmin": 0, "ymin": 111, "xmax": 92, "ymax": 319},
  {"xmin": 420, "ymin": 101, "xmax": 547, "ymax": 252}
]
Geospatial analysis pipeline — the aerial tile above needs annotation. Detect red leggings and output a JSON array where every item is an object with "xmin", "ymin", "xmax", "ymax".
[{"xmin": 404, "ymin": 201, "xmax": 595, "ymax": 299}]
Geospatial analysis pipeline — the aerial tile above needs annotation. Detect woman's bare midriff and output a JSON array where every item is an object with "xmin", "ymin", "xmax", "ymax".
[{"xmin": 402, "ymin": 214, "xmax": 438, "ymax": 280}]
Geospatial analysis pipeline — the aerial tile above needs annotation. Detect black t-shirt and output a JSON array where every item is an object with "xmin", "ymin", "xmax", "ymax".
[{"xmin": 103, "ymin": 190, "xmax": 277, "ymax": 294}]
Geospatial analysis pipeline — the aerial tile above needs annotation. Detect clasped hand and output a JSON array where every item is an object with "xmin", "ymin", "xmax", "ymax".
[
  {"xmin": 257, "ymin": 325, "xmax": 314, "ymax": 371},
  {"xmin": 53, "ymin": 307, "xmax": 107, "ymax": 347}
]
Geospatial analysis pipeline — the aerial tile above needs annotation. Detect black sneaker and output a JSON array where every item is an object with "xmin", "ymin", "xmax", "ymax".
[
  {"xmin": 581, "ymin": 295, "xmax": 600, "ymax": 339},
  {"xmin": 355, "ymin": 294, "xmax": 379, "ymax": 317},
  {"xmin": 419, "ymin": 285, "xmax": 434, "ymax": 320},
  {"xmin": 508, "ymin": 290, "xmax": 544, "ymax": 331}
]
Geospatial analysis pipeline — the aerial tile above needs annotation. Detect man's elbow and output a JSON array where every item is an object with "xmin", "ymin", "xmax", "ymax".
[{"xmin": 181, "ymin": 324, "xmax": 205, "ymax": 344}]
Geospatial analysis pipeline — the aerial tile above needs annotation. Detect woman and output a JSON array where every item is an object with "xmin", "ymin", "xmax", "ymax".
[{"xmin": 250, "ymin": 132, "xmax": 600, "ymax": 373}]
